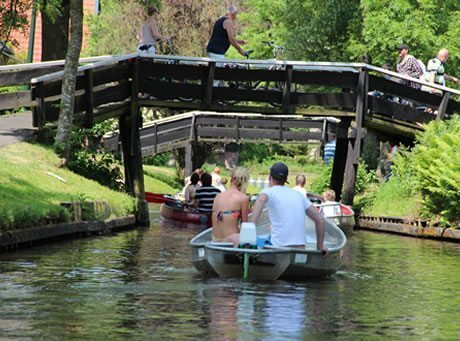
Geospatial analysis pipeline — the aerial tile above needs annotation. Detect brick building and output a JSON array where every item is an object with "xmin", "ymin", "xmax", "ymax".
[{"xmin": 8, "ymin": 0, "xmax": 99, "ymax": 62}]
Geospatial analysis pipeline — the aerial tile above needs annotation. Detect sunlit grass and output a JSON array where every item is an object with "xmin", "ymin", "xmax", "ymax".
[
  {"xmin": 358, "ymin": 178, "xmax": 422, "ymax": 219},
  {"xmin": 0, "ymin": 143, "xmax": 136, "ymax": 231}
]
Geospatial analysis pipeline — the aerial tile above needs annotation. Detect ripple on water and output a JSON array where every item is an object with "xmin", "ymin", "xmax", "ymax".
[{"xmin": 0, "ymin": 218, "xmax": 459, "ymax": 339}]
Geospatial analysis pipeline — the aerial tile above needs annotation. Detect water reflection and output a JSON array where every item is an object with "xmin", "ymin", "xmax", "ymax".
[{"xmin": 0, "ymin": 205, "xmax": 458, "ymax": 339}]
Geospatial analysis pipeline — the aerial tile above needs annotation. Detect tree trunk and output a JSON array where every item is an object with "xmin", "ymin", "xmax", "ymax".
[
  {"xmin": 41, "ymin": 0, "xmax": 70, "ymax": 61},
  {"xmin": 54, "ymin": 0, "xmax": 83, "ymax": 163}
]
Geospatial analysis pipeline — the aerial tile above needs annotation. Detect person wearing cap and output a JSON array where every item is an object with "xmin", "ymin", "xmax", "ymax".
[
  {"xmin": 250, "ymin": 162, "xmax": 328, "ymax": 255},
  {"xmin": 396, "ymin": 44, "xmax": 424, "ymax": 89},
  {"xmin": 206, "ymin": 4, "xmax": 249, "ymax": 60},
  {"xmin": 137, "ymin": 6, "xmax": 170, "ymax": 56}
]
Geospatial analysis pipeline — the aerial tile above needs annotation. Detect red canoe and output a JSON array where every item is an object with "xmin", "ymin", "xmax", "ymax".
[
  {"xmin": 159, "ymin": 202, "xmax": 212, "ymax": 227},
  {"xmin": 145, "ymin": 192, "xmax": 175, "ymax": 204}
]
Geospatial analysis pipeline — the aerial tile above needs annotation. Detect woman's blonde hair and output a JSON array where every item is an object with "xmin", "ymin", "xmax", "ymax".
[
  {"xmin": 323, "ymin": 189, "xmax": 336, "ymax": 201},
  {"xmin": 231, "ymin": 167, "xmax": 249, "ymax": 193}
]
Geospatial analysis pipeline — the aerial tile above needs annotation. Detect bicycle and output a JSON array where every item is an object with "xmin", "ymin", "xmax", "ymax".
[
  {"xmin": 142, "ymin": 38, "xmax": 195, "ymax": 102},
  {"xmin": 221, "ymin": 41, "xmax": 289, "ymax": 106}
]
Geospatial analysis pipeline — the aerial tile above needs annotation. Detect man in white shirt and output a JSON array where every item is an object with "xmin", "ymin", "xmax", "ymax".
[{"xmin": 250, "ymin": 162, "xmax": 328, "ymax": 255}]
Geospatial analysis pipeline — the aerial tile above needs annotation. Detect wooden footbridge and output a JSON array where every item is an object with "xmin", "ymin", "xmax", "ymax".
[
  {"xmin": 103, "ymin": 111, "xmax": 338, "ymax": 173},
  {"xmin": 1, "ymin": 53, "xmax": 459, "ymax": 225}
]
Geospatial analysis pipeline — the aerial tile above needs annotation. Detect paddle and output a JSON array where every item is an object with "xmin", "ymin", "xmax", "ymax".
[{"xmin": 145, "ymin": 192, "xmax": 175, "ymax": 204}]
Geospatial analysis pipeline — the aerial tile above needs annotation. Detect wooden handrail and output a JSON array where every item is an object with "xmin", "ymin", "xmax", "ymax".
[
  {"xmin": 25, "ymin": 53, "xmax": 459, "ymax": 96},
  {"xmin": 0, "ymin": 55, "xmax": 117, "ymax": 72},
  {"xmin": 30, "ymin": 53, "xmax": 138, "ymax": 84}
]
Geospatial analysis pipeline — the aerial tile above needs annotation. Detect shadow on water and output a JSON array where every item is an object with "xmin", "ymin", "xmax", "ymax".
[{"xmin": 0, "ymin": 204, "xmax": 459, "ymax": 339}]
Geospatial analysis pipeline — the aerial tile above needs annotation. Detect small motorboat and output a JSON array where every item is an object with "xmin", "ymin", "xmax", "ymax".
[
  {"xmin": 189, "ymin": 210, "xmax": 347, "ymax": 280},
  {"xmin": 160, "ymin": 201, "xmax": 211, "ymax": 227},
  {"xmin": 145, "ymin": 192, "xmax": 175, "ymax": 204},
  {"xmin": 307, "ymin": 194, "xmax": 355, "ymax": 235},
  {"xmin": 316, "ymin": 202, "xmax": 355, "ymax": 235}
]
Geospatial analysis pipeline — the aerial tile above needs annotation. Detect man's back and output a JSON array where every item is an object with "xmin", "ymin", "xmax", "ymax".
[
  {"xmin": 207, "ymin": 16, "xmax": 230, "ymax": 55},
  {"xmin": 195, "ymin": 185, "xmax": 221, "ymax": 212},
  {"xmin": 261, "ymin": 186, "xmax": 311, "ymax": 247}
]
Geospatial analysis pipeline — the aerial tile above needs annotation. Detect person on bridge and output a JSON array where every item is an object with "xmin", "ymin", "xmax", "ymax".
[
  {"xmin": 211, "ymin": 167, "xmax": 250, "ymax": 245},
  {"xmin": 137, "ymin": 6, "xmax": 170, "ymax": 56},
  {"xmin": 396, "ymin": 44, "xmax": 424, "ymax": 90},
  {"xmin": 422, "ymin": 48, "xmax": 460, "ymax": 94},
  {"xmin": 250, "ymin": 162, "xmax": 328, "ymax": 255},
  {"xmin": 206, "ymin": 5, "xmax": 249, "ymax": 61}
]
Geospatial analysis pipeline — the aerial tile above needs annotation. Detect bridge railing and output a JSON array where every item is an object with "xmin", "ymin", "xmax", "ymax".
[
  {"xmin": 104, "ymin": 111, "xmax": 333, "ymax": 158},
  {"xmin": 0, "ymin": 55, "xmax": 123, "ymax": 114},
  {"xmin": 30, "ymin": 54, "xmax": 137, "ymax": 128},
  {"xmin": 24, "ymin": 53, "xmax": 460, "ymax": 134}
]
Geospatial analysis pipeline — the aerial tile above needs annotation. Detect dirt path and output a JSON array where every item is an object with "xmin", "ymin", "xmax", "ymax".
[{"xmin": 0, "ymin": 111, "xmax": 35, "ymax": 147}]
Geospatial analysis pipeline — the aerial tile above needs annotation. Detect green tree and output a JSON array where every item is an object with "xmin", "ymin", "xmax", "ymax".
[
  {"xmin": 347, "ymin": 0, "xmax": 460, "ymax": 85},
  {"xmin": 0, "ymin": 0, "xmax": 32, "ymax": 61},
  {"xmin": 240, "ymin": 0, "xmax": 360, "ymax": 61},
  {"xmin": 54, "ymin": 0, "xmax": 83, "ymax": 163}
]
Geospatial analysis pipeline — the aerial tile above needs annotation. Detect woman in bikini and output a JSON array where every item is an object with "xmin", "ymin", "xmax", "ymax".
[{"xmin": 211, "ymin": 167, "xmax": 250, "ymax": 245}]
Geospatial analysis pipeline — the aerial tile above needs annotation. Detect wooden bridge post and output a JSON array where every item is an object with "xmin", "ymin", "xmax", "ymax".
[
  {"xmin": 119, "ymin": 59, "xmax": 149, "ymax": 227},
  {"xmin": 203, "ymin": 61, "xmax": 216, "ymax": 108},
  {"xmin": 436, "ymin": 92, "xmax": 450, "ymax": 121},
  {"xmin": 83, "ymin": 69, "xmax": 94, "ymax": 128},
  {"xmin": 32, "ymin": 81, "xmax": 47, "ymax": 140},
  {"xmin": 282, "ymin": 65, "xmax": 293, "ymax": 112},
  {"xmin": 329, "ymin": 118, "xmax": 352, "ymax": 201},
  {"xmin": 185, "ymin": 114, "xmax": 197, "ymax": 176},
  {"xmin": 342, "ymin": 69, "xmax": 368, "ymax": 205}
]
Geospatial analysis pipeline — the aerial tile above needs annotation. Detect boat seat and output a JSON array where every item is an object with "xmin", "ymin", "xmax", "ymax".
[{"xmin": 209, "ymin": 242, "xmax": 234, "ymax": 247}]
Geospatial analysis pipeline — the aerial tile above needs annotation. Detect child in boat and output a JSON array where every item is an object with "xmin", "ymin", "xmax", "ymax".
[
  {"xmin": 292, "ymin": 174, "xmax": 307, "ymax": 196},
  {"xmin": 211, "ymin": 167, "xmax": 250, "ymax": 245},
  {"xmin": 321, "ymin": 189, "xmax": 341, "ymax": 217}
]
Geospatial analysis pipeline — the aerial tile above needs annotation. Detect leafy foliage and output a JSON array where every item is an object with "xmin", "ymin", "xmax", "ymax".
[
  {"xmin": 67, "ymin": 123, "xmax": 124, "ymax": 191},
  {"xmin": 0, "ymin": 0, "xmax": 31, "ymax": 48},
  {"xmin": 143, "ymin": 151, "xmax": 172, "ymax": 166},
  {"xmin": 309, "ymin": 160, "xmax": 377, "ymax": 195},
  {"xmin": 346, "ymin": 0, "xmax": 460, "ymax": 82},
  {"xmin": 409, "ymin": 115, "xmax": 460, "ymax": 224},
  {"xmin": 85, "ymin": 0, "xmax": 223, "ymax": 57}
]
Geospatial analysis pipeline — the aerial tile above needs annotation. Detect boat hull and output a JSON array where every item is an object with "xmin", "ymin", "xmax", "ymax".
[
  {"xmin": 205, "ymin": 244, "xmax": 291, "ymax": 280},
  {"xmin": 189, "ymin": 214, "xmax": 347, "ymax": 280},
  {"xmin": 160, "ymin": 202, "xmax": 211, "ymax": 227},
  {"xmin": 279, "ymin": 246, "xmax": 343, "ymax": 279}
]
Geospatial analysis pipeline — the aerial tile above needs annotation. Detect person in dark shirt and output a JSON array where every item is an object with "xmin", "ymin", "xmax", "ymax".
[
  {"xmin": 195, "ymin": 173, "xmax": 221, "ymax": 212},
  {"xmin": 206, "ymin": 4, "xmax": 248, "ymax": 60}
]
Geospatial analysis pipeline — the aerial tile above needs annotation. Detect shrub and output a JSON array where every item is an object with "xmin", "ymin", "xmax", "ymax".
[
  {"xmin": 144, "ymin": 152, "xmax": 172, "ymax": 166},
  {"xmin": 67, "ymin": 124, "xmax": 125, "ymax": 191},
  {"xmin": 309, "ymin": 160, "xmax": 377, "ymax": 195},
  {"xmin": 409, "ymin": 115, "xmax": 460, "ymax": 225}
]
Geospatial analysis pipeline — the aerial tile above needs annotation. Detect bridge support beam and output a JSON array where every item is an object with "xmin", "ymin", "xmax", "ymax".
[
  {"xmin": 329, "ymin": 118, "xmax": 352, "ymax": 201},
  {"xmin": 342, "ymin": 70, "xmax": 368, "ymax": 205},
  {"xmin": 119, "ymin": 59, "xmax": 149, "ymax": 227},
  {"xmin": 185, "ymin": 143, "xmax": 193, "ymax": 177}
]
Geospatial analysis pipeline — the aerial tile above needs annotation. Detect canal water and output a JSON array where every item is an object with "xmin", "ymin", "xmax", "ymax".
[{"xmin": 0, "ymin": 205, "xmax": 459, "ymax": 339}]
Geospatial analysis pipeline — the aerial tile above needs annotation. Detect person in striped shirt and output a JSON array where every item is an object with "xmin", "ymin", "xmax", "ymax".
[{"xmin": 195, "ymin": 173, "xmax": 221, "ymax": 212}]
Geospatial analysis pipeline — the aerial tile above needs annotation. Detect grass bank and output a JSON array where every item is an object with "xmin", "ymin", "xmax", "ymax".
[{"xmin": 0, "ymin": 143, "xmax": 137, "ymax": 231}]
